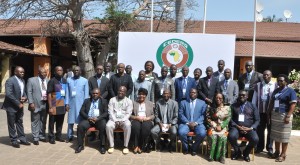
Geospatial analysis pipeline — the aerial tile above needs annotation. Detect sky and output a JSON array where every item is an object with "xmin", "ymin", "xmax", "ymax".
[{"xmin": 191, "ymin": 0, "xmax": 300, "ymax": 22}]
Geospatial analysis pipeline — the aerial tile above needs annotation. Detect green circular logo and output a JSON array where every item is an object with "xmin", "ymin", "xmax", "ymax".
[{"xmin": 156, "ymin": 38, "xmax": 194, "ymax": 70}]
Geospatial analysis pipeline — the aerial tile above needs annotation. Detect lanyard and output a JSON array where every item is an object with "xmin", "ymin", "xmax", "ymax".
[{"xmin": 240, "ymin": 103, "xmax": 246, "ymax": 114}]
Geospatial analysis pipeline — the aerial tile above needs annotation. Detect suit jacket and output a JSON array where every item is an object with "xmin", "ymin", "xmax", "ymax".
[
  {"xmin": 151, "ymin": 76, "xmax": 175, "ymax": 102},
  {"xmin": 130, "ymin": 100, "xmax": 155, "ymax": 121},
  {"xmin": 88, "ymin": 75, "xmax": 109, "ymax": 100},
  {"xmin": 103, "ymin": 72, "xmax": 115, "ymax": 79},
  {"xmin": 219, "ymin": 79, "xmax": 239, "ymax": 105},
  {"xmin": 80, "ymin": 98, "xmax": 108, "ymax": 121},
  {"xmin": 174, "ymin": 76, "xmax": 196, "ymax": 102},
  {"xmin": 154, "ymin": 98, "xmax": 178, "ymax": 126},
  {"xmin": 238, "ymin": 71, "xmax": 263, "ymax": 101},
  {"xmin": 213, "ymin": 71, "xmax": 225, "ymax": 81},
  {"xmin": 2, "ymin": 76, "xmax": 27, "ymax": 112},
  {"xmin": 197, "ymin": 76, "xmax": 220, "ymax": 101},
  {"xmin": 178, "ymin": 98, "xmax": 207, "ymax": 125},
  {"xmin": 27, "ymin": 77, "xmax": 49, "ymax": 111}
]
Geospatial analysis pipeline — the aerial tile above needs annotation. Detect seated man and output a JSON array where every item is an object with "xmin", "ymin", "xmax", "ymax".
[
  {"xmin": 151, "ymin": 89, "xmax": 178, "ymax": 153},
  {"xmin": 228, "ymin": 90, "xmax": 260, "ymax": 162},
  {"xmin": 106, "ymin": 86, "xmax": 133, "ymax": 154},
  {"xmin": 75, "ymin": 88, "xmax": 108, "ymax": 154},
  {"xmin": 178, "ymin": 88, "xmax": 207, "ymax": 156}
]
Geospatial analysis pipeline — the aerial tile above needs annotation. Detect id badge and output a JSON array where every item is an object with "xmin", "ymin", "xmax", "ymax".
[
  {"xmin": 274, "ymin": 100, "xmax": 279, "ymax": 108},
  {"xmin": 182, "ymin": 89, "xmax": 186, "ymax": 96},
  {"xmin": 72, "ymin": 90, "xmax": 76, "ymax": 97},
  {"xmin": 41, "ymin": 90, "xmax": 47, "ymax": 100},
  {"xmin": 261, "ymin": 95, "xmax": 267, "ymax": 101},
  {"xmin": 238, "ymin": 114, "xmax": 245, "ymax": 122},
  {"xmin": 94, "ymin": 109, "xmax": 99, "ymax": 117},
  {"xmin": 244, "ymin": 83, "xmax": 250, "ymax": 90},
  {"xmin": 61, "ymin": 89, "xmax": 65, "ymax": 96}
]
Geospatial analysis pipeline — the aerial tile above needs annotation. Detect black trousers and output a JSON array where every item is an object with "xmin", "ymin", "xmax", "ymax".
[
  {"xmin": 6, "ymin": 109, "xmax": 26, "ymax": 142},
  {"xmin": 48, "ymin": 114, "xmax": 65, "ymax": 140},
  {"xmin": 257, "ymin": 113, "xmax": 273, "ymax": 151},
  {"xmin": 77, "ymin": 119, "xmax": 106, "ymax": 146},
  {"xmin": 131, "ymin": 120, "xmax": 153, "ymax": 147},
  {"xmin": 228, "ymin": 127, "xmax": 259, "ymax": 156}
]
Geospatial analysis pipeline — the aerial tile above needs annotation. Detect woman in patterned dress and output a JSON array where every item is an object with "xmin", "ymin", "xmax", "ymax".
[
  {"xmin": 206, "ymin": 92, "xmax": 231, "ymax": 164},
  {"xmin": 268, "ymin": 74, "xmax": 297, "ymax": 162}
]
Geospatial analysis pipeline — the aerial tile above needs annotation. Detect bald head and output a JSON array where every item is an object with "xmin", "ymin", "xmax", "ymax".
[
  {"xmin": 14, "ymin": 66, "xmax": 25, "ymax": 79},
  {"xmin": 38, "ymin": 67, "xmax": 47, "ymax": 79}
]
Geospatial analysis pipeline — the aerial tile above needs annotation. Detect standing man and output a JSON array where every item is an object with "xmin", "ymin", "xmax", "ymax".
[
  {"xmin": 47, "ymin": 66, "xmax": 69, "ymax": 144},
  {"xmin": 125, "ymin": 65, "xmax": 138, "ymax": 101},
  {"xmin": 151, "ymin": 89, "xmax": 178, "ymax": 152},
  {"xmin": 109, "ymin": 63, "xmax": 133, "ymax": 98},
  {"xmin": 103, "ymin": 62, "xmax": 115, "ymax": 79},
  {"xmin": 219, "ymin": 68, "xmax": 239, "ymax": 105},
  {"xmin": 88, "ymin": 64, "xmax": 110, "ymax": 101},
  {"xmin": 27, "ymin": 67, "xmax": 49, "ymax": 145},
  {"xmin": 106, "ymin": 86, "xmax": 133, "ymax": 154},
  {"xmin": 193, "ymin": 68, "xmax": 202, "ymax": 86},
  {"xmin": 252, "ymin": 70, "xmax": 276, "ymax": 155},
  {"xmin": 152, "ymin": 66, "xmax": 175, "ymax": 102},
  {"xmin": 2, "ymin": 66, "xmax": 30, "ymax": 148},
  {"xmin": 228, "ymin": 90, "xmax": 260, "ymax": 162},
  {"xmin": 75, "ymin": 88, "xmax": 108, "ymax": 154},
  {"xmin": 238, "ymin": 61, "xmax": 263, "ymax": 101},
  {"xmin": 197, "ymin": 66, "xmax": 220, "ymax": 105},
  {"xmin": 174, "ymin": 66, "xmax": 196, "ymax": 103},
  {"xmin": 178, "ymin": 88, "xmax": 207, "ymax": 156},
  {"xmin": 213, "ymin": 60, "xmax": 225, "ymax": 81},
  {"xmin": 66, "ymin": 66, "xmax": 89, "ymax": 142},
  {"xmin": 133, "ymin": 70, "xmax": 153, "ymax": 101},
  {"xmin": 168, "ymin": 64, "xmax": 177, "ymax": 81}
]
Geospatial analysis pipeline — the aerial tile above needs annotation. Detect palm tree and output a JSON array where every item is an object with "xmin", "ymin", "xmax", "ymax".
[{"xmin": 175, "ymin": 0, "xmax": 185, "ymax": 33}]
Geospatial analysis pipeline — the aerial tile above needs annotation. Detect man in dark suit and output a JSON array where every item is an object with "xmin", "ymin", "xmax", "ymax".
[
  {"xmin": 27, "ymin": 67, "xmax": 49, "ymax": 145},
  {"xmin": 152, "ymin": 66, "xmax": 175, "ymax": 102},
  {"xmin": 2, "ymin": 66, "xmax": 30, "ymax": 148},
  {"xmin": 178, "ymin": 88, "xmax": 207, "ymax": 156},
  {"xmin": 213, "ymin": 60, "xmax": 225, "ymax": 81},
  {"xmin": 75, "ymin": 88, "xmax": 108, "ymax": 154},
  {"xmin": 197, "ymin": 66, "xmax": 220, "ymax": 105},
  {"xmin": 174, "ymin": 66, "xmax": 196, "ymax": 103},
  {"xmin": 151, "ymin": 89, "xmax": 178, "ymax": 152},
  {"xmin": 238, "ymin": 61, "xmax": 263, "ymax": 101},
  {"xmin": 228, "ymin": 90, "xmax": 260, "ymax": 162},
  {"xmin": 88, "ymin": 64, "xmax": 109, "ymax": 101},
  {"xmin": 219, "ymin": 68, "xmax": 239, "ymax": 105},
  {"xmin": 103, "ymin": 62, "xmax": 115, "ymax": 79}
]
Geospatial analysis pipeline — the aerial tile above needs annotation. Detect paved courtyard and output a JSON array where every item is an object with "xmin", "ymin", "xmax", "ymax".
[{"xmin": 0, "ymin": 95, "xmax": 300, "ymax": 165}]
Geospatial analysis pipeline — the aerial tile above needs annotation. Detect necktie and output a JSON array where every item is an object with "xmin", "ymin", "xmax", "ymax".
[
  {"xmin": 97, "ymin": 79, "xmax": 101, "ymax": 88},
  {"xmin": 208, "ymin": 79, "xmax": 211, "ymax": 87},
  {"xmin": 182, "ymin": 78, "xmax": 187, "ymax": 89},
  {"xmin": 247, "ymin": 73, "xmax": 251, "ymax": 81},
  {"xmin": 163, "ymin": 102, "xmax": 168, "ymax": 124},
  {"xmin": 190, "ymin": 101, "xmax": 195, "ymax": 122},
  {"xmin": 41, "ymin": 79, "xmax": 46, "ymax": 90},
  {"xmin": 90, "ymin": 103, "xmax": 96, "ymax": 117},
  {"xmin": 224, "ymin": 80, "xmax": 228, "ymax": 90}
]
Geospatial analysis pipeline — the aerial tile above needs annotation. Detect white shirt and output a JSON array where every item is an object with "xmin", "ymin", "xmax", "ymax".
[
  {"xmin": 15, "ymin": 76, "xmax": 24, "ymax": 96},
  {"xmin": 138, "ymin": 103, "xmax": 146, "ymax": 117}
]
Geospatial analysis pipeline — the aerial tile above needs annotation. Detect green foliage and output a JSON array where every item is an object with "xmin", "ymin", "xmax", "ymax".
[
  {"xmin": 293, "ymin": 116, "xmax": 300, "ymax": 130},
  {"xmin": 288, "ymin": 69, "xmax": 300, "ymax": 117}
]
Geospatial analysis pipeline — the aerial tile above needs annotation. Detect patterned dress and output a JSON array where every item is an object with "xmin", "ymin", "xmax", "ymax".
[{"xmin": 206, "ymin": 105, "xmax": 231, "ymax": 160}]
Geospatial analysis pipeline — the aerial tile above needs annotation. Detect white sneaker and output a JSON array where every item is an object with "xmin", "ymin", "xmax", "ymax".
[
  {"xmin": 108, "ymin": 147, "xmax": 114, "ymax": 154},
  {"xmin": 123, "ymin": 148, "xmax": 129, "ymax": 154}
]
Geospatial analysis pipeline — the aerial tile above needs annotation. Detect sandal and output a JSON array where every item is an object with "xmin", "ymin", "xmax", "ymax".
[{"xmin": 275, "ymin": 155, "xmax": 286, "ymax": 162}]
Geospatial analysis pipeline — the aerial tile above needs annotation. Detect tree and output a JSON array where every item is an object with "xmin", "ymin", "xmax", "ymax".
[
  {"xmin": 263, "ymin": 14, "xmax": 283, "ymax": 22},
  {"xmin": 175, "ymin": 0, "xmax": 185, "ymax": 33}
]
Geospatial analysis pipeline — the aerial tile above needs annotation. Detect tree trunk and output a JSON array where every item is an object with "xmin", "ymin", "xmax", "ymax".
[{"xmin": 175, "ymin": 0, "xmax": 185, "ymax": 33}]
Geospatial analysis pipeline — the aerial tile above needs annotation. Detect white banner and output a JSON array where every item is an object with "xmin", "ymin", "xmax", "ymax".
[{"xmin": 118, "ymin": 32, "xmax": 236, "ymax": 77}]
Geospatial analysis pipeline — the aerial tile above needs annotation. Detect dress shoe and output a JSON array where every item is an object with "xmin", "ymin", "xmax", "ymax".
[
  {"xmin": 66, "ymin": 137, "xmax": 73, "ymax": 143},
  {"xmin": 183, "ymin": 150, "xmax": 189, "ymax": 155},
  {"xmin": 49, "ymin": 139, "xmax": 56, "ymax": 144},
  {"xmin": 33, "ymin": 141, "xmax": 39, "ymax": 145},
  {"xmin": 231, "ymin": 152, "xmax": 241, "ymax": 160},
  {"xmin": 75, "ymin": 145, "xmax": 84, "ymax": 153},
  {"xmin": 255, "ymin": 149, "xmax": 263, "ymax": 154},
  {"xmin": 244, "ymin": 156, "xmax": 250, "ymax": 162},
  {"xmin": 108, "ymin": 147, "xmax": 114, "ymax": 154},
  {"xmin": 39, "ymin": 139, "xmax": 47, "ymax": 142},
  {"xmin": 99, "ymin": 146, "xmax": 106, "ymax": 154},
  {"xmin": 267, "ymin": 150, "xmax": 274, "ymax": 158},
  {"xmin": 20, "ymin": 141, "xmax": 31, "ymax": 145},
  {"xmin": 12, "ymin": 142, "xmax": 20, "ymax": 148},
  {"xmin": 55, "ymin": 137, "xmax": 65, "ymax": 142},
  {"xmin": 191, "ymin": 152, "xmax": 197, "ymax": 156},
  {"xmin": 122, "ymin": 147, "xmax": 129, "ymax": 154}
]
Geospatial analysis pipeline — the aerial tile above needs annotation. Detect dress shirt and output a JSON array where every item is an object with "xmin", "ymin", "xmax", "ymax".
[
  {"xmin": 138, "ymin": 103, "xmax": 146, "ymax": 117},
  {"xmin": 15, "ymin": 76, "xmax": 24, "ymax": 96},
  {"xmin": 88, "ymin": 99, "xmax": 99, "ymax": 118}
]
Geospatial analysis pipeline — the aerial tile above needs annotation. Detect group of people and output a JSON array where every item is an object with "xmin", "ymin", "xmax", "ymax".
[{"xmin": 1, "ymin": 59, "xmax": 297, "ymax": 164}]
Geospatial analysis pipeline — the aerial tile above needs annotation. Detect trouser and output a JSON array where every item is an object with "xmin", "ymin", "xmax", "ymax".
[
  {"xmin": 208, "ymin": 134, "xmax": 227, "ymax": 160},
  {"xmin": 257, "ymin": 113, "xmax": 273, "ymax": 151},
  {"xmin": 31, "ymin": 108, "xmax": 47, "ymax": 141},
  {"xmin": 6, "ymin": 109, "xmax": 27, "ymax": 142},
  {"xmin": 131, "ymin": 120, "xmax": 153, "ymax": 147},
  {"xmin": 228, "ymin": 127, "xmax": 259, "ymax": 156},
  {"xmin": 48, "ymin": 114, "xmax": 65, "ymax": 140},
  {"xmin": 77, "ymin": 119, "xmax": 106, "ymax": 146},
  {"xmin": 178, "ymin": 124, "xmax": 206, "ymax": 152},
  {"xmin": 151, "ymin": 124, "xmax": 177, "ymax": 146},
  {"xmin": 106, "ymin": 120, "xmax": 131, "ymax": 147}
]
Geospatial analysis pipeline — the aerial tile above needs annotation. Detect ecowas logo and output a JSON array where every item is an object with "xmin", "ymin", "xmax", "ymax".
[{"xmin": 156, "ymin": 39, "xmax": 194, "ymax": 69}]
